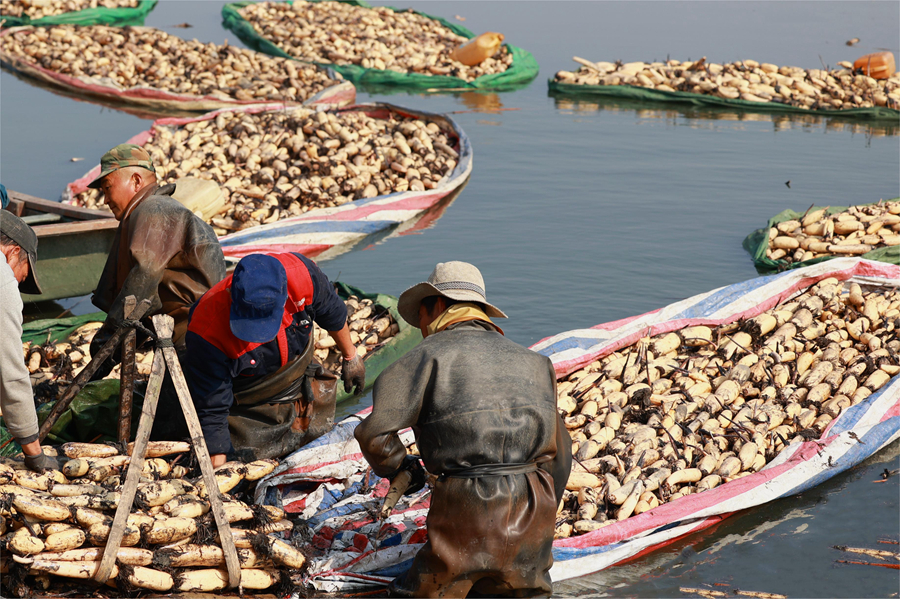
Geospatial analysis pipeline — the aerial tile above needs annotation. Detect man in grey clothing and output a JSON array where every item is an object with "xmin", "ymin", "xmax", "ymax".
[{"xmin": 0, "ymin": 210, "xmax": 56, "ymax": 471}]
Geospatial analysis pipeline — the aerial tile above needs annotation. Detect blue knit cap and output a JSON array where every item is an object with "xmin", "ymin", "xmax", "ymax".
[{"xmin": 230, "ymin": 254, "xmax": 288, "ymax": 343}]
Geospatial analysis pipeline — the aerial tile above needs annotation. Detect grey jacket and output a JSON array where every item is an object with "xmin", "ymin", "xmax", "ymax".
[
  {"xmin": 0, "ymin": 252, "xmax": 39, "ymax": 443},
  {"xmin": 356, "ymin": 319, "xmax": 571, "ymax": 498}
]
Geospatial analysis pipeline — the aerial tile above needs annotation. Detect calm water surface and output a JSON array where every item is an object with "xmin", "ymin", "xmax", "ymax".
[{"xmin": 2, "ymin": 1, "xmax": 898, "ymax": 596}]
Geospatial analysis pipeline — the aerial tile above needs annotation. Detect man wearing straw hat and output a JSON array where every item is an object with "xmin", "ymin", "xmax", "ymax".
[
  {"xmin": 86, "ymin": 143, "xmax": 226, "ymax": 367},
  {"xmin": 355, "ymin": 261, "xmax": 571, "ymax": 598},
  {"xmin": 1, "ymin": 209, "xmax": 57, "ymax": 471}
]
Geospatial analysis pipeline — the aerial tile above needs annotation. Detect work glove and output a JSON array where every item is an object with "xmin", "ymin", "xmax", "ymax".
[
  {"xmin": 395, "ymin": 455, "xmax": 427, "ymax": 496},
  {"xmin": 23, "ymin": 451, "xmax": 57, "ymax": 473},
  {"xmin": 341, "ymin": 354, "xmax": 366, "ymax": 395}
]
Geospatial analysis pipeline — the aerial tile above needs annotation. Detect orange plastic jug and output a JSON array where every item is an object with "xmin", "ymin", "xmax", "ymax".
[
  {"xmin": 853, "ymin": 51, "xmax": 896, "ymax": 79},
  {"xmin": 450, "ymin": 32, "xmax": 505, "ymax": 66}
]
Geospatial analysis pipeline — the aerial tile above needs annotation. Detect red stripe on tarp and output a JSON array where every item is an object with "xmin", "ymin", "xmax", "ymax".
[{"xmin": 293, "ymin": 192, "xmax": 445, "ymax": 222}]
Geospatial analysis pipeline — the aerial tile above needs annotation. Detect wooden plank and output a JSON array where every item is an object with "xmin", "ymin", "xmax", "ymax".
[
  {"xmin": 32, "ymin": 217, "xmax": 119, "ymax": 238},
  {"xmin": 37, "ymin": 299, "xmax": 152, "ymax": 442},
  {"xmin": 93, "ymin": 348, "xmax": 167, "ymax": 585},
  {"xmin": 8, "ymin": 189, "xmax": 113, "ymax": 220},
  {"xmin": 156, "ymin": 314, "xmax": 242, "ymax": 590},
  {"xmin": 118, "ymin": 296, "xmax": 138, "ymax": 444}
]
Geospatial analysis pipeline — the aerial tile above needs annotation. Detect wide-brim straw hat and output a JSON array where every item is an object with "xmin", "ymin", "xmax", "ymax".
[{"xmin": 397, "ymin": 261, "xmax": 507, "ymax": 326}]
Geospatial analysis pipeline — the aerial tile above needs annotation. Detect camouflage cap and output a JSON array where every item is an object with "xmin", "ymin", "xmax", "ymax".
[{"xmin": 87, "ymin": 143, "xmax": 156, "ymax": 189}]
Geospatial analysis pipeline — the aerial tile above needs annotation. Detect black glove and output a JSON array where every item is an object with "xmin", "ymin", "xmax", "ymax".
[
  {"xmin": 341, "ymin": 354, "xmax": 366, "ymax": 395},
  {"xmin": 395, "ymin": 455, "xmax": 427, "ymax": 496},
  {"xmin": 23, "ymin": 451, "xmax": 57, "ymax": 473}
]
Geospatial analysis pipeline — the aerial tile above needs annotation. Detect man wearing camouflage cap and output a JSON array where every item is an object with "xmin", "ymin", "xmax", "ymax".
[
  {"xmin": 1, "ymin": 209, "xmax": 57, "ymax": 471},
  {"xmin": 88, "ymin": 143, "xmax": 226, "ymax": 365}
]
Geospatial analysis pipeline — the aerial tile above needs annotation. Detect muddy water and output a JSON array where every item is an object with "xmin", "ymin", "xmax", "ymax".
[{"xmin": 2, "ymin": 1, "xmax": 898, "ymax": 596}]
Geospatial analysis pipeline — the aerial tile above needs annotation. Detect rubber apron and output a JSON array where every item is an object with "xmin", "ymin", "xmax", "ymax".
[{"xmin": 228, "ymin": 334, "xmax": 337, "ymax": 461}]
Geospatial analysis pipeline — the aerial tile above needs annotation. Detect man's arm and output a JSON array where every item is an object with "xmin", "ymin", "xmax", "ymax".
[
  {"xmin": 182, "ymin": 331, "xmax": 235, "ymax": 464},
  {"xmin": 0, "ymin": 269, "xmax": 40, "ymax": 446},
  {"xmin": 538, "ymin": 360, "xmax": 572, "ymax": 504},
  {"xmin": 354, "ymin": 350, "xmax": 432, "ymax": 478}
]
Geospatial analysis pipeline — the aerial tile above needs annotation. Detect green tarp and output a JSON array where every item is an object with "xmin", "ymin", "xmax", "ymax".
[
  {"xmin": 742, "ymin": 199, "xmax": 900, "ymax": 273},
  {"xmin": 2, "ymin": 285, "xmax": 418, "ymax": 454},
  {"xmin": 334, "ymin": 281, "xmax": 422, "ymax": 404},
  {"xmin": 222, "ymin": 0, "xmax": 539, "ymax": 91},
  {"xmin": 548, "ymin": 80, "xmax": 900, "ymax": 122},
  {"xmin": 0, "ymin": 0, "xmax": 157, "ymax": 28},
  {"xmin": 21, "ymin": 311, "xmax": 105, "ymax": 346}
]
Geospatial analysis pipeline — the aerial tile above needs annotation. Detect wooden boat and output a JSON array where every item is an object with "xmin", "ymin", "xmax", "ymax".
[{"xmin": 3, "ymin": 189, "xmax": 117, "ymax": 303}]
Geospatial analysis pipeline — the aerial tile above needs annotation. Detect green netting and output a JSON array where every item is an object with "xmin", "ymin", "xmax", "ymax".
[
  {"xmin": 0, "ymin": 379, "xmax": 130, "ymax": 456},
  {"xmin": 0, "ymin": 0, "xmax": 157, "ymax": 28},
  {"xmin": 21, "ymin": 312, "xmax": 105, "ymax": 346},
  {"xmin": 548, "ymin": 80, "xmax": 900, "ymax": 122},
  {"xmin": 334, "ymin": 281, "xmax": 421, "ymax": 404},
  {"xmin": 222, "ymin": 0, "xmax": 539, "ymax": 91},
  {"xmin": 742, "ymin": 199, "xmax": 900, "ymax": 273}
]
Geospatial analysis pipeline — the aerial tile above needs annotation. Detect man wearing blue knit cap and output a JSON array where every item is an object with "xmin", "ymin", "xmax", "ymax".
[{"xmin": 181, "ymin": 252, "xmax": 365, "ymax": 464}]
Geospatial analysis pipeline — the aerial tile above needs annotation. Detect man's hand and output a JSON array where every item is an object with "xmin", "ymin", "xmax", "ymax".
[
  {"xmin": 341, "ymin": 354, "xmax": 366, "ymax": 395},
  {"xmin": 210, "ymin": 454, "xmax": 227, "ymax": 468},
  {"xmin": 396, "ymin": 455, "xmax": 427, "ymax": 496}
]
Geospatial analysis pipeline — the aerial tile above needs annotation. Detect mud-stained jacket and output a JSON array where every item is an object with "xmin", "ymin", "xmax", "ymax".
[
  {"xmin": 355, "ymin": 320, "xmax": 571, "ymax": 597},
  {"xmin": 91, "ymin": 183, "xmax": 225, "ymax": 347}
]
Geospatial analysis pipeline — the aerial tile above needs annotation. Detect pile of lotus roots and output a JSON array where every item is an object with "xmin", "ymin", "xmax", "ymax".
[
  {"xmin": 0, "ymin": 442, "xmax": 303, "ymax": 595},
  {"xmin": 555, "ymin": 278, "xmax": 899, "ymax": 537},
  {"xmin": 0, "ymin": 0, "xmax": 138, "ymax": 20},
  {"xmin": 71, "ymin": 107, "xmax": 461, "ymax": 232},
  {"xmin": 765, "ymin": 201, "xmax": 900, "ymax": 264},
  {"xmin": 0, "ymin": 25, "xmax": 341, "ymax": 103},
  {"xmin": 238, "ymin": 1, "xmax": 512, "ymax": 81},
  {"xmin": 554, "ymin": 57, "xmax": 900, "ymax": 111}
]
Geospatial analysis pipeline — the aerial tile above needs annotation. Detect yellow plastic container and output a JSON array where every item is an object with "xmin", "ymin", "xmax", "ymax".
[
  {"xmin": 450, "ymin": 32, "xmax": 505, "ymax": 66},
  {"xmin": 853, "ymin": 51, "xmax": 896, "ymax": 80}
]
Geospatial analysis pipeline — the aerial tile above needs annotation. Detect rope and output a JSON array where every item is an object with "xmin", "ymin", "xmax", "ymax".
[
  {"xmin": 156, "ymin": 338, "xmax": 175, "ymax": 349},
  {"xmin": 122, "ymin": 318, "xmax": 156, "ymax": 340}
]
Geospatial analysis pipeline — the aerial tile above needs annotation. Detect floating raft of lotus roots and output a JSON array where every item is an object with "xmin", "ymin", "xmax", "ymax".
[
  {"xmin": 70, "ymin": 105, "xmax": 462, "ymax": 233},
  {"xmin": 0, "ymin": 25, "xmax": 348, "ymax": 108},
  {"xmin": 23, "ymin": 295, "xmax": 400, "ymax": 403},
  {"xmin": 0, "ymin": 442, "xmax": 306, "ymax": 595},
  {"xmin": 235, "ymin": 0, "xmax": 513, "ymax": 82},
  {"xmin": 553, "ymin": 57, "xmax": 900, "ymax": 112},
  {"xmin": 555, "ymin": 277, "xmax": 900, "ymax": 538},
  {"xmin": 764, "ymin": 201, "xmax": 900, "ymax": 265},
  {"xmin": 0, "ymin": 0, "xmax": 139, "ymax": 21}
]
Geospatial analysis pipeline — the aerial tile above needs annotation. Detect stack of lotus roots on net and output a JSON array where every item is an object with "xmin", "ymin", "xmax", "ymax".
[
  {"xmin": 555, "ymin": 278, "xmax": 900, "ymax": 538},
  {"xmin": 554, "ymin": 57, "xmax": 900, "ymax": 110},
  {"xmin": 765, "ymin": 201, "xmax": 900, "ymax": 265},
  {"xmin": 238, "ymin": 1, "xmax": 512, "ymax": 81},
  {"xmin": 23, "ymin": 296, "xmax": 400, "ymax": 403},
  {"xmin": 0, "ymin": 0, "xmax": 138, "ymax": 20},
  {"xmin": 0, "ymin": 442, "xmax": 305, "ymax": 595},
  {"xmin": 71, "ymin": 106, "xmax": 462, "ymax": 233},
  {"xmin": 313, "ymin": 294, "xmax": 400, "ymax": 370},
  {"xmin": 0, "ymin": 25, "xmax": 342, "ymax": 104}
]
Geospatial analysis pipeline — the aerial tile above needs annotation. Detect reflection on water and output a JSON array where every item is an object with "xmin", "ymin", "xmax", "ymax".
[
  {"xmin": 550, "ymin": 95, "xmax": 900, "ymax": 137},
  {"xmin": 0, "ymin": 64, "xmax": 196, "ymax": 122},
  {"xmin": 458, "ymin": 91, "xmax": 504, "ymax": 112}
]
